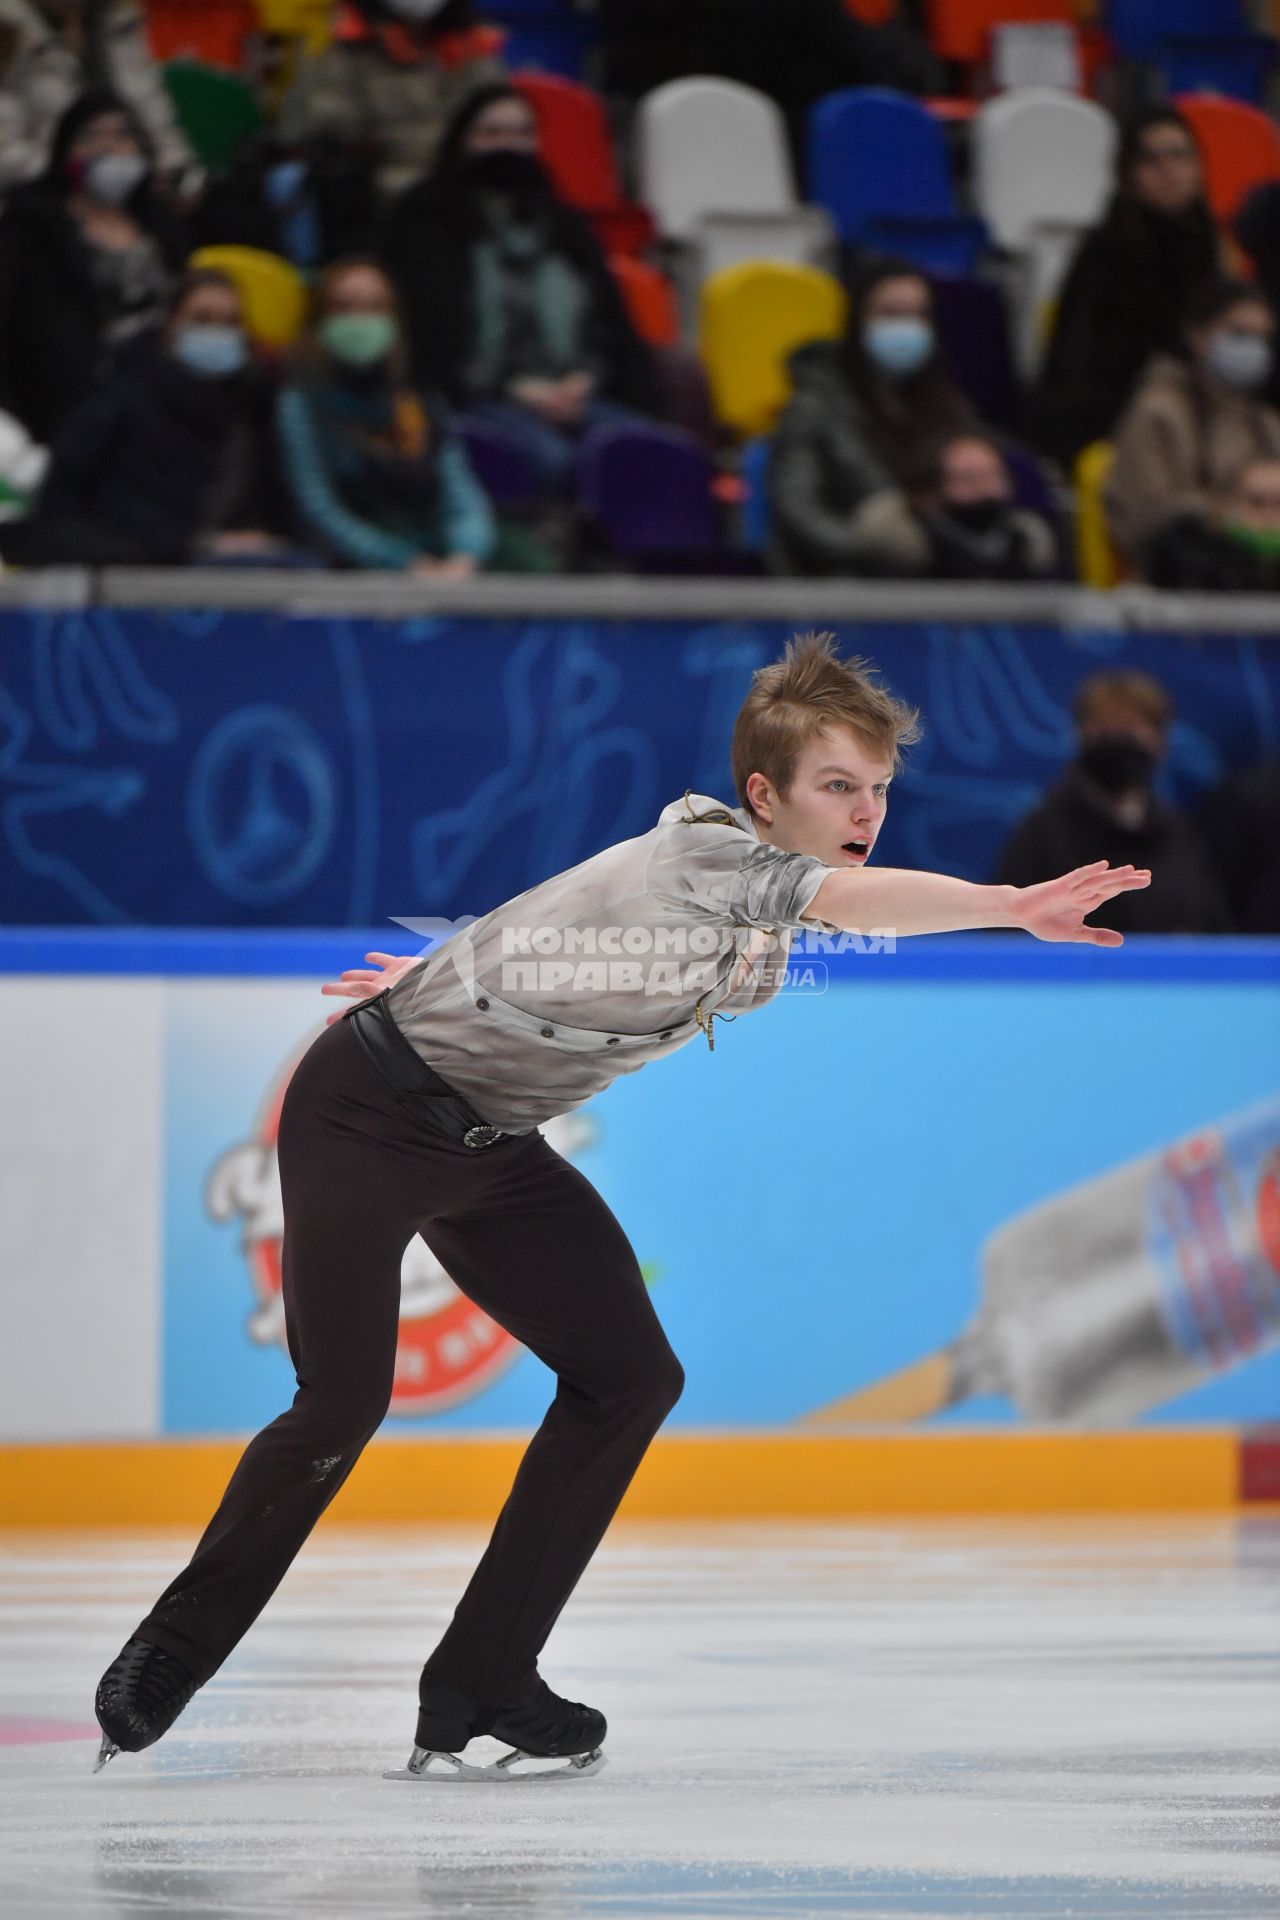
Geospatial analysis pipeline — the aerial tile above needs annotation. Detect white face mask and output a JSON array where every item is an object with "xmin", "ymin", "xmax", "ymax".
[
  {"xmin": 1205, "ymin": 330, "xmax": 1273, "ymax": 392},
  {"xmin": 382, "ymin": 0, "xmax": 452, "ymax": 20},
  {"xmin": 82, "ymin": 151, "xmax": 149, "ymax": 206}
]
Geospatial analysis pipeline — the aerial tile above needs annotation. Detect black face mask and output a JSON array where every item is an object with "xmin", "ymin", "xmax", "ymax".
[
  {"xmin": 461, "ymin": 148, "xmax": 545, "ymax": 195},
  {"xmin": 944, "ymin": 496, "xmax": 1007, "ymax": 535},
  {"xmin": 1077, "ymin": 735, "xmax": 1158, "ymax": 795}
]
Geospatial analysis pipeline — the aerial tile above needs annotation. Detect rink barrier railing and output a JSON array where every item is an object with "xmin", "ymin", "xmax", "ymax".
[
  {"xmin": 3, "ymin": 1430, "xmax": 1278, "ymax": 1525},
  {"xmin": 3, "ymin": 568, "xmax": 1280, "ymax": 630}
]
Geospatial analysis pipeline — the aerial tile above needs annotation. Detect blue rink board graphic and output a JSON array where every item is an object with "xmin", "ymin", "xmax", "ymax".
[{"xmin": 155, "ymin": 947, "xmax": 1280, "ymax": 1434}]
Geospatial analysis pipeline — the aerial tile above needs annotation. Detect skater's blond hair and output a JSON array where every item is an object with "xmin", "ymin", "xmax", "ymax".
[{"xmin": 731, "ymin": 631, "xmax": 921, "ymax": 820}]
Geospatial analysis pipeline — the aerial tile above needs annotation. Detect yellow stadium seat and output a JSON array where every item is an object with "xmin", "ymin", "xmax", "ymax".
[
  {"xmin": 699, "ymin": 261, "xmax": 848, "ymax": 438},
  {"xmin": 190, "ymin": 245, "xmax": 308, "ymax": 349},
  {"xmin": 254, "ymin": 0, "xmax": 333, "ymax": 55},
  {"xmin": 1074, "ymin": 439, "xmax": 1119, "ymax": 588}
]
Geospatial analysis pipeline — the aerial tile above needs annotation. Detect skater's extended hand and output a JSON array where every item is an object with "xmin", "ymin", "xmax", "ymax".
[
  {"xmin": 320, "ymin": 951, "xmax": 420, "ymax": 1025},
  {"xmin": 1011, "ymin": 861, "xmax": 1151, "ymax": 946}
]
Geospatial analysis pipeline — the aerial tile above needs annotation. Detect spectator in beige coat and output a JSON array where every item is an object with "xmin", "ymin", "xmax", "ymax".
[
  {"xmin": 0, "ymin": 0, "xmax": 194, "ymax": 190},
  {"xmin": 1105, "ymin": 277, "xmax": 1280, "ymax": 573}
]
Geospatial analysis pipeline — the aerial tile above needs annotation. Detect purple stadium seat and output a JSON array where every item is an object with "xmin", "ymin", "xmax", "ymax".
[
  {"xmin": 577, "ymin": 422, "xmax": 732, "ymax": 568},
  {"xmin": 455, "ymin": 418, "xmax": 542, "ymax": 511}
]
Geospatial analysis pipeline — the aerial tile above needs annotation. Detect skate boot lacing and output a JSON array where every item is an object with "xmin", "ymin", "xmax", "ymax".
[
  {"xmin": 481, "ymin": 1677, "xmax": 607, "ymax": 1757},
  {"xmin": 95, "ymin": 1637, "xmax": 200, "ymax": 1755}
]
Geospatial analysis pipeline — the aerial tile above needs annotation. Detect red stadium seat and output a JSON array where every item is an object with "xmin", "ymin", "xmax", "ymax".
[
  {"xmin": 926, "ymin": 0, "xmax": 1075, "ymax": 65},
  {"xmin": 609, "ymin": 256, "xmax": 680, "ymax": 347},
  {"xmin": 1174, "ymin": 92, "xmax": 1280, "ymax": 223},
  {"xmin": 146, "ymin": 0, "xmax": 256, "ymax": 70}
]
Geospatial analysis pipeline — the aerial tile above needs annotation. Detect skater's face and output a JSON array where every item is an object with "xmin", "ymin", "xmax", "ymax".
[{"xmin": 745, "ymin": 726, "xmax": 892, "ymax": 868}]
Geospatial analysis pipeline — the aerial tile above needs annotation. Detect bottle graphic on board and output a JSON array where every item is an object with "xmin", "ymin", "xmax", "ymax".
[{"xmin": 800, "ymin": 1097, "xmax": 1280, "ymax": 1427}]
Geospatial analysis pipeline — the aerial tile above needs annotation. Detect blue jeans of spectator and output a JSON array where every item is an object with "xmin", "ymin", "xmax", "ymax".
[{"xmin": 464, "ymin": 396, "xmax": 646, "ymax": 497}]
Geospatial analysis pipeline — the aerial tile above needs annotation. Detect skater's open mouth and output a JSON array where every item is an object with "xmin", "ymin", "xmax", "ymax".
[{"xmin": 841, "ymin": 840, "xmax": 870, "ymax": 859}]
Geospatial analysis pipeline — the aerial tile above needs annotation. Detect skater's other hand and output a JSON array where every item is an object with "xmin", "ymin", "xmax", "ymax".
[
  {"xmin": 320, "ymin": 951, "xmax": 420, "ymax": 1024},
  {"xmin": 1012, "ymin": 861, "xmax": 1152, "ymax": 946}
]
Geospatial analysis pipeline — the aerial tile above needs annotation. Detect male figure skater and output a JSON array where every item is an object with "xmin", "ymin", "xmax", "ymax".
[{"xmin": 94, "ymin": 633, "xmax": 1150, "ymax": 1779}]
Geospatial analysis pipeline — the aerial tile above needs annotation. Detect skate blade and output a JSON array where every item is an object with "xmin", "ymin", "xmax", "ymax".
[
  {"xmin": 383, "ymin": 1744, "xmax": 606, "ymax": 1783},
  {"xmin": 93, "ymin": 1734, "xmax": 120, "ymax": 1774}
]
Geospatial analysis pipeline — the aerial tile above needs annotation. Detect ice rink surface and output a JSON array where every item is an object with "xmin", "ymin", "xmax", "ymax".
[{"xmin": 0, "ymin": 1515, "xmax": 1277, "ymax": 1920}]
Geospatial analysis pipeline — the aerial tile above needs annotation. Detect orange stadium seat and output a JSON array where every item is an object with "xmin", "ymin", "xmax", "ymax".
[
  {"xmin": 610, "ymin": 257, "xmax": 680, "ymax": 348},
  {"xmin": 146, "ymin": 0, "xmax": 256, "ymax": 70},
  {"xmin": 926, "ymin": 0, "xmax": 1076, "ymax": 65},
  {"xmin": 1174, "ymin": 93, "xmax": 1280, "ymax": 224}
]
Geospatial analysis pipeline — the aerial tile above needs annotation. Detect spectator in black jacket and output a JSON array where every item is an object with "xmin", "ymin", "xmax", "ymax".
[
  {"xmin": 382, "ymin": 84, "xmax": 656, "ymax": 495},
  {"xmin": 1030, "ymin": 107, "xmax": 1224, "ymax": 473},
  {"xmin": 0, "ymin": 86, "xmax": 186, "ymax": 442},
  {"xmin": 1198, "ymin": 755, "xmax": 1280, "ymax": 934},
  {"xmin": 3, "ymin": 268, "xmax": 296, "ymax": 566},
  {"xmin": 992, "ymin": 670, "xmax": 1233, "ymax": 934}
]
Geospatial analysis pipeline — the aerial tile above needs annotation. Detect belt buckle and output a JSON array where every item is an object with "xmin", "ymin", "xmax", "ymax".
[{"xmin": 463, "ymin": 1123, "xmax": 505, "ymax": 1150}]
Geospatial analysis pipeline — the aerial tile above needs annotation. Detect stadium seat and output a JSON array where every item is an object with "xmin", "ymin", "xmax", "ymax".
[
  {"xmin": 146, "ymin": 0, "xmax": 256, "ymax": 68},
  {"xmin": 636, "ymin": 78, "xmax": 796, "ymax": 244},
  {"xmin": 609, "ymin": 256, "xmax": 680, "ymax": 347},
  {"xmin": 806, "ymin": 89, "xmax": 988, "ymax": 275},
  {"xmin": 577, "ymin": 423, "xmax": 725, "ymax": 564},
  {"xmin": 738, "ymin": 437, "xmax": 773, "ymax": 555},
  {"xmin": 454, "ymin": 419, "xmax": 542, "ymax": 512},
  {"xmin": 930, "ymin": 273, "xmax": 1020, "ymax": 428},
  {"xmin": 511, "ymin": 73, "xmax": 623, "ymax": 214},
  {"xmin": 925, "ymin": 0, "xmax": 1076, "ymax": 67},
  {"xmin": 690, "ymin": 209, "xmax": 838, "ymax": 286},
  {"xmin": 972, "ymin": 88, "xmax": 1116, "ymax": 373},
  {"xmin": 162, "ymin": 59, "xmax": 262, "ymax": 171},
  {"xmin": 989, "ymin": 21, "xmax": 1083, "ymax": 91},
  {"xmin": 699, "ymin": 262, "xmax": 847, "ymax": 438},
  {"xmin": 254, "ymin": 0, "xmax": 330, "ymax": 54},
  {"xmin": 1174, "ymin": 93, "xmax": 1280, "ymax": 224},
  {"xmin": 1108, "ymin": 1, "xmax": 1275, "ymax": 108},
  {"xmin": 1074, "ymin": 440, "xmax": 1120, "ymax": 587},
  {"xmin": 189, "ymin": 246, "xmax": 307, "ymax": 348}
]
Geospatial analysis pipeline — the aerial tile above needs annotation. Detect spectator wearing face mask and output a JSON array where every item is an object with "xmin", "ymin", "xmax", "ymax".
[
  {"xmin": 767, "ymin": 257, "xmax": 979, "ymax": 576},
  {"xmin": 277, "ymin": 0, "xmax": 505, "ymax": 204},
  {"xmin": 1030, "ymin": 107, "xmax": 1224, "ymax": 471},
  {"xmin": 0, "ymin": 0, "xmax": 196, "ymax": 190},
  {"xmin": 1144, "ymin": 456, "xmax": 1280, "ymax": 592},
  {"xmin": 991, "ymin": 670, "xmax": 1233, "ymax": 934},
  {"xmin": 0, "ymin": 87, "xmax": 185, "ymax": 442},
  {"xmin": 849, "ymin": 432, "xmax": 1060, "ymax": 580},
  {"xmin": 381, "ymin": 84, "xmax": 656, "ymax": 498},
  {"xmin": 277, "ymin": 255, "xmax": 553, "ymax": 573},
  {"xmin": 1104, "ymin": 278, "xmax": 1280, "ymax": 574},
  {"xmin": 0, "ymin": 268, "xmax": 295, "ymax": 566}
]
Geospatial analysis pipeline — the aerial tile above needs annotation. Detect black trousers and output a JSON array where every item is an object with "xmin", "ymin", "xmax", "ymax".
[{"xmin": 135, "ymin": 1015, "xmax": 684, "ymax": 1705}]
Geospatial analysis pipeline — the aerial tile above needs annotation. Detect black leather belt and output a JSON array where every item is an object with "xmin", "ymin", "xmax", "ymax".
[{"xmin": 344, "ymin": 991, "xmax": 510, "ymax": 1150}]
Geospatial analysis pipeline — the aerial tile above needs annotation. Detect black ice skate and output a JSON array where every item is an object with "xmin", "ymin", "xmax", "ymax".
[
  {"xmin": 93, "ymin": 1636, "xmax": 201, "ymax": 1772},
  {"xmin": 385, "ymin": 1673, "xmax": 607, "ymax": 1782}
]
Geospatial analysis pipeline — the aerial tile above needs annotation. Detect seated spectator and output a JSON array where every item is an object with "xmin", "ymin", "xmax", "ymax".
[
  {"xmin": 1030, "ymin": 107, "xmax": 1223, "ymax": 472},
  {"xmin": 767, "ymin": 257, "xmax": 979, "ymax": 576},
  {"xmin": 277, "ymin": 0, "xmax": 505, "ymax": 204},
  {"xmin": 1145, "ymin": 456, "xmax": 1280, "ymax": 592},
  {"xmin": 849, "ymin": 432, "xmax": 1060, "ymax": 580},
  {"xmin": 0, "ymin": 88, "xmax": 185, "ymax": 441},
  {"xmin": 0, "ymin": 0, "xmax": 195, "ymax": 192},
  {"xmin": 1105, "ymin": 278, "xmax": 1280, "ymax": 573},
  {"xmin": 1234, "ymin": 180, "xmax": 1280, "ymax": 410},
  {"xmin": 992, "ymin": 670, "xmax": 1233, "ymax": 934},
  {"xmin": 382, "ymin": 85, "xmax": 656, "ymax": 498},
  {"xmin": 1198, "ymin": 755, "xmax": 1280, "ymax": 934},
  {"xmin": 277, "ymin": 256, "xmax": 552, "ymax": 573},
  {"xmin": 0, "ymin": 268, "xmax": 298, "ymax": 566}
]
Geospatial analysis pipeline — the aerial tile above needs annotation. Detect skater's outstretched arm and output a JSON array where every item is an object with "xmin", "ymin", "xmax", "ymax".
[{"xmin": 805, "ymin": 860, "xmax": 1151, "ymax": 945}]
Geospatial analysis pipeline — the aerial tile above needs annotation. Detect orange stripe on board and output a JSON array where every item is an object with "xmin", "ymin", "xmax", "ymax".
[{"xmin": 0, "ymin": 1430, "xmax": 1240, "ymax": 1526}]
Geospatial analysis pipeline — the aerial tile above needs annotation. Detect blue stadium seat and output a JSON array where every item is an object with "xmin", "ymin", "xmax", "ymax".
[
  {"xmin": 1106, "ymin": 0, "xmax": 1275, "ymax": 107},
  {"xmin": 806, "ymin": 89, "xmax": 987, "ymax": 276},
  {"xmin": 739, "ymin": 437, "xmax": 773, "ymax": 555}
]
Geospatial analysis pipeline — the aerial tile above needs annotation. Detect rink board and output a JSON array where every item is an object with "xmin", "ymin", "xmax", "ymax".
[{"xmin": 1, "ymin": 934, "xmax": 1278, "ymax": 1516}]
